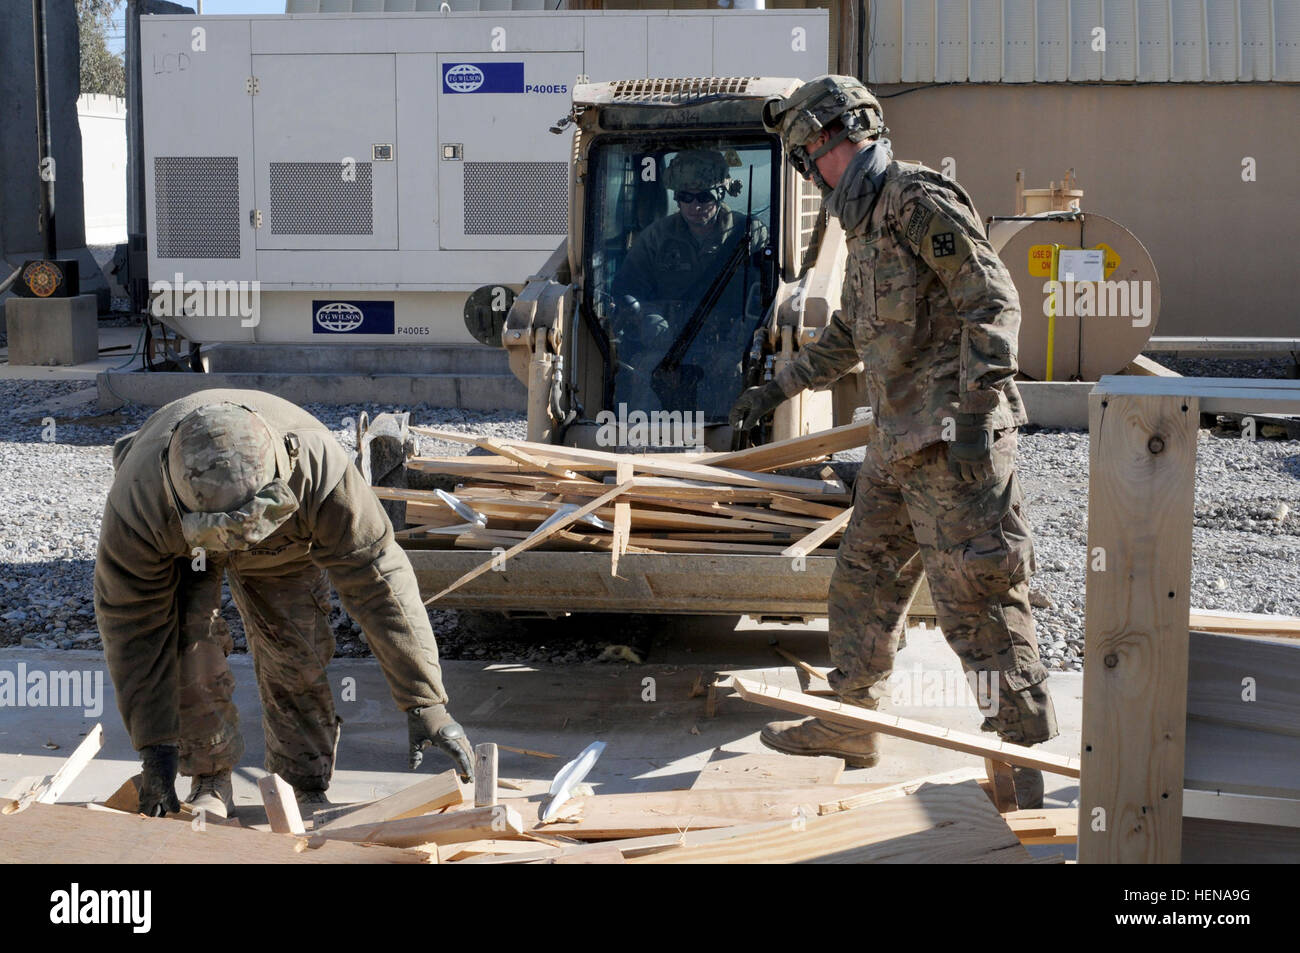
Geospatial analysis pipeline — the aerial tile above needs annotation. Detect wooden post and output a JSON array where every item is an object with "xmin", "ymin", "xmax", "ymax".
[
  {"xmin": 258, "ymin": 774, "xmax": 305, "ymax": 835},
  {"xmin": 1078, "ymin": 391, "xmax": 1199, "ymax": 863},
  {"xmin": 474, "ymin": 743, "xmax": 499, "ymax": 809}
]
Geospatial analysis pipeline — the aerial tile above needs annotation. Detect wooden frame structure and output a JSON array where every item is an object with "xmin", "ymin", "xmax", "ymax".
[{"xmin": 1078, "ymin": 376, "xmax": 1300, "ymax": 863}]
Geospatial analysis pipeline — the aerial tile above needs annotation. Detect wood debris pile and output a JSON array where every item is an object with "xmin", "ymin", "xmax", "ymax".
[{"xmin": 380, "ymin": 422, "xmax": 873, "ymax": 593}]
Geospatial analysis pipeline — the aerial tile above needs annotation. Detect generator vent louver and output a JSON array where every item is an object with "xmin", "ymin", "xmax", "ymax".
[
  {"xmin": 154, "ymin": 156, "xmax": 241, "ymax": 259},
  {"xmin": 609, "ymin": 77, "xmax": 755, "ymax": 103},
  {"xmin": 269, "ymin": 161, "xmax": 374, "ymax": 235},
  {"xmin": 464, "ymin": 162, "xmax": 567, "ymax": 235}
]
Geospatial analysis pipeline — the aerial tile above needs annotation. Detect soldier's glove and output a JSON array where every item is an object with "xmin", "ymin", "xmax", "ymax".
[
  {"xmin": 407, "ymin": 705, "xmax": 474, "ymax": 783},
  {"xmin": 729, "ymin": 381, "xmax": 786, "ymax": 432},
  {"xmin": 138, "ymin": 744, "xmax": 181, "ymax": 818},
  {"xmin": 947, "ymin": 412, "xmax": 994, "ymax": 483}
]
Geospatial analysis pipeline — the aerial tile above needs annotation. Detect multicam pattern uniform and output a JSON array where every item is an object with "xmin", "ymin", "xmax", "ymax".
[
  {"xmin": 95, "ymin": 390, "xmax": 450, "ymax": 791},
  {"xmin": 774, "ymin": 162, "xmax": 1057, "ymax": 743}
]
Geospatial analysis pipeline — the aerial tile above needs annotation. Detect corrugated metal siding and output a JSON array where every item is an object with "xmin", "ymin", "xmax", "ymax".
[{"xmin": 867, "ymin": 0, "xmax": 1299, "ymax": 83}]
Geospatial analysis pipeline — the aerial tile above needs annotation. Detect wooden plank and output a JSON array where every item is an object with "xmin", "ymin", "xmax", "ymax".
[
  {"xmin": 439, "ymin": 839, "xmax": 559, "ymax": 863},
  {"xmin": 631, "ymin": 780, "xmax": 1031, "ymax": 864},
  {"xmin": 732, "ymin": 678, "xmax": 1080, "ymax": 776},
  {"xmin": 781, "ymin": 507, "xmax": 852, "ymax": 556},
  {"xmin": 1125, "ymin": 354, "xmax": 1181, "ymax": 377},
  {"xmin": 1188, "ymin": 608, "xmax": 1300, "ymax": 639},
  {"xmin": 1182, "ymin": 789, "xmax": 1300, "ymax": 829},
  {"xmin": 311, "ymin": 805, "xmax": 523, "ymax": 849},
  {"xmin": 102, "ymin": 774, "xmax": 143, "ymax": 813},
  {"xmin": 769, "ymin": 494, "xmax": 848, "ymax": 519},
  {"xmin": 611, "ymin": 460, "xmax": 632, "ymax": 577},
  {"xmin": 0, "ymin": 803, "xmax": 427, "ymax": 864},
  {"xmin": 1184, "ymin": 720, "xmax": 1300, "ymax": 800},
  {"xmin": 816, "ymin": 767, "xmax": 987, "ymax": 815},
  {"xmin": 474, "ymin": 744, "xmax": 498, "ymax": 809},
  {"xmin": 698, "ymin": 420, "xmax": 873, "ymax": 472},
  {"xmin": 1003, "ymin": 808, "xmax": 1079, "ymax": 845},
  {"xmin": 37, "ymin": 724, "xmax": 105, "ymax": 805},
  {"xmin": 690, "ymin": 748, "xmax": 845, "ymax": 790},
  {"xmin": 315, "ymin": 770, "xmax": 465, "ymax": 833},
  {"xmin": 257, "ymin": 773, "xmax": 305, "ymax": 835},
  {"xmin": 424, "ymin": 481, "xmax": 632, "ymax": 603},
  {"xmin": 1079, "ymin": 391, "xmax": 1199, "ymax": 864},
  {"xmin": 536, "ymin": 477, "xmax": 849, "ymax": 505},
  {"xmin": 1187, "ymin": 630, "xmax": 1300, "ymax": 737},
  {"xmin": 985, "ymin": 759, "xmax": 1018, "ymax": 813},
  {"xmin": 476, "ymin": 436, "xmax": 592, "ymax": 482}
]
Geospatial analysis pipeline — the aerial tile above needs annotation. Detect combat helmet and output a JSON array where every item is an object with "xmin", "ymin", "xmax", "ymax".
[
  {"xmin": 762, "ymin": 75, "xmax": 886, "ymax": 190},
  {"xmin": 163, "ymin": 402, "xmax": 299, "ymax": 552},
  {"xmin": 664, "ymin": 149, "xmax": 741, "ymax": 203}
]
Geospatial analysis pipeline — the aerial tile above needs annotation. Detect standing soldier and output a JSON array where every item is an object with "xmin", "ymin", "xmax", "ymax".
[
  {"xmin": 94, "ymin": 390, "xmax": 473, "ymax": 819},
  {"xmin": 731, "ymin": 76, "xmax": 1057, "ymax": 807}
]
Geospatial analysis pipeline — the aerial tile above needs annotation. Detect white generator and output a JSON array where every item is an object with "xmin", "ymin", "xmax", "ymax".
[{"xmin": 139, "ymin": 10, "xmax": 829, "ymax": 347}]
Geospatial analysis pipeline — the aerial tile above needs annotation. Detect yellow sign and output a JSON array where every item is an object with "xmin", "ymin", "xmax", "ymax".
[{"xmin": 1028, "ymin": 243, "xmax": 1120, "ymax": 278}]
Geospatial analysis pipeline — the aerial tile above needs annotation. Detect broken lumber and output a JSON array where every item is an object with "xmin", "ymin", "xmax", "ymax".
[
  {"xmin": 781, "ymin": 506, "xmax": 853, "ymax": 556},
  {"xmin": 312, "ymin": 805, "xmax": 524, "ymax": 849},
  {"xmin": 732, "ymin": 677, "xmax": 1081, "ymax": 777},
  {"xmin": 1003, "ymin": 808, "xmax": 1078, "ymax": 845},
  {"xmin": 2, "ymin": 724, "xmax": 105, "ymax": 814},
  {"xmin": 258, "ymin": 773, "xmax": 305, "ymax": 835},
  {"xmin": 698, "ymin": 419, "xmax": 873, "ymax": 472},
  {"xmin": 315, "ymin": 770, "xmax": 465, "ymax": 832},
  {"xmin": 474, "ymin": 744, "xmax": 499, "ymax": 808}
]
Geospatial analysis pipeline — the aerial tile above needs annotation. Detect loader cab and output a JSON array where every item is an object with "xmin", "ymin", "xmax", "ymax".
[{"xmin": 577, "ymin": 133, "xmax": 781, "ymax": 438}]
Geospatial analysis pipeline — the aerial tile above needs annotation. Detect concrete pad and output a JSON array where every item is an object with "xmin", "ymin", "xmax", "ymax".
[
  {"xmin": 1019, "ymin": 380, "xmax": 1091, "ymax": 429},
  {"xmin": 4, "ymin": 294, "xmax": 98, "ymax": 366},
  {"xmin": 0, "ymin": 622, "xmax": 1083, "ymax": 832},
  {"xmin": 0, "ymin": 324, "xmax": 142, "ymax": 380}
]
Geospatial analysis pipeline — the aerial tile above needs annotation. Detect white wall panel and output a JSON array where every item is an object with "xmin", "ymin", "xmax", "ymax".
[
  {"xmin": 969, "ymin": 0, "xmax": 1003, "ymax": 80},
  {"xmin": 1170, "ymin": 0, "xmax": 1206, "ymax": 80},
  {"xmin": 936, "ymin": 0, "xmax": 971, "ymax": 81},
  {"xmin": 1102, "ymin": 0, "xmax": 1138, "ymax": 79},
  {"xmin": 1070, "ymin": 0, "xmax": 1104, "ymax": 80},
  {"xmin": 903, "ymin": 0, "xmax": 937, "ymax": 82},
  {"xmin": 1204, "ymin": 0, "xmax": 1238, "ymax": 79},
  {"xmin": 1137, "ymin": 0, "xmax": 1171, "ymax": 80},
  {"xmin": 867, "ymin": 0, "xmax": 904, "ymax": 84},
  {"xmin": 1238, "ymin": 0, "xmax": 1272, "ymax": 79},
  {"xmin": 1003, "ymin": 0, "xmax": 1038, "ymax": 81},
  {"xmin": 1276, "ymin": 0, "xmax": 1300, "ymax": 80},
  {"xmin": 1036, "ymin": 0, "xmax": 1069, "ymax": 80}
]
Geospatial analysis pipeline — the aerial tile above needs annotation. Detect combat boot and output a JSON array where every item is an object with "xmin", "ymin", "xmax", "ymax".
[
  {"xmin": 294, "ymin": 786, "xmax": 331, "ymax": 809},
  {"xmin": 186, "ymin": 770, "xmax": 235, "ymax": 819},
  {"xmin": 760, "ymin": 718, "xmax": 879, "ymax": 768},
  {"xmin": 1011, "ymin": 766, "xmax": 1044, "ymax": 810}
]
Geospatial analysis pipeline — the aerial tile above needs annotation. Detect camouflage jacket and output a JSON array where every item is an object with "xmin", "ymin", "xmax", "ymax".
[
  {"xmin": 776, "ymin": 160, "xmax": 1027, "ymax": 461},
  {"xmin": 94, "ymin": 389, "xmax": 448, "ymax": 751}
]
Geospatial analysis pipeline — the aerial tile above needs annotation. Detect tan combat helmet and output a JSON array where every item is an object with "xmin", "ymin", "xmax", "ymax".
[
  {"xmin": 166, "ymin": 403, "xmax": 280, "ymax": 513},
  {"xmin": 761, "ymin": 75, "xmax": 886, "ymax": 190},
  {"xmin": 664, "ymin": 149, "xmax": 740, "ymax": 202}
]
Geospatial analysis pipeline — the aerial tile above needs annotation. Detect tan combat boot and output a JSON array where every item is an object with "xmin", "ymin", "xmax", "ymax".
[
  {"xmin": 186, "ymin": 770, "xmax": 235, "ymax": 819},
  {"xmin": 760, "ymin": 718, "xmax": 879, "ymax": 768},
  {"xmin": 294, "ymin": 786, "xmax": 331, "ymax": 810}
]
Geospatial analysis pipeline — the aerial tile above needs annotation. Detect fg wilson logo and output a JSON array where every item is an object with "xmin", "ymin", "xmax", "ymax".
[
  {"xmin": 445, "ymin": 63, "xmax": 485, "ymax": 92},
  {"xmin": 315, "ymin": 302, "xmax": 364, "ymax": 332}
]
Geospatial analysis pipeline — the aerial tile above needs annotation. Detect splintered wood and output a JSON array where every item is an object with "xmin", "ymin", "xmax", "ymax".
[{"xmin": 396, "ymin": 422, "xmax": 870, "ymax": 600}]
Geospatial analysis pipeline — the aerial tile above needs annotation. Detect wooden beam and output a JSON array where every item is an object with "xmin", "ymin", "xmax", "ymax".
[
  {"xmin": 611, "ymin": 461, "xmax": 632, "ymax": 577},
  {"xmin": 984, "ymin": 758, "xmax": 1018, "ymax": 813},
  {"xmin": 314, "ymin": 770, "xmax": 465, "ymax": 832},
  {"xmin": 781, "ymin": 506, "xmax": 852, "ymax": 556},
  {"xmin": 1003, "ymin": 808, "xmax": 1079, "ymax": 845},
  {"xmin": 1078, "ymin": 391, "xmax": 1199, "ymax": 864},
  {"xmin": 1188, "ymin": 608, "xmax": 1300, "ymax": 639},
  {"xmin": 474, "ymin": 744, "xmax": 499, "ymax": 809},
  {"xmin": 424, "ymin": 481, "xmax": 632, "ymax": 603},
  {"xmin": 816, "ymin": 767, "xmax": 987, "ymax": 815},
  {"xmin": 769, "ymin": 494, "xmax": 848, "ymax": 519},
  {"xmin": 258, "ymin": 773, "xmax": 305, "ymax": 835},
  {"xmin": 732, "ymin": 678, "xmax": 1080, "ymax": 776},
  {"xmin": 1125, "ymin": 354, "xmax": 1181, "ymax": 377},
  {"xmin": 698, "ymin": 420, "xmax": 873, "ymax": 472},
  {"xmin": 312, "ymin": 805, "xmax": 523, "ymax": 849}
]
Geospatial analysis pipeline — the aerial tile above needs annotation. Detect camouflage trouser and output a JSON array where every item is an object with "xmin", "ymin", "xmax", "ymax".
[
  {"xmin": 177, "ymin": 557, "xmax": 341, "ymax": 792},
  {"xmin": 826, "ymin": 429, "xmax": 1058, "ymax": 744}
]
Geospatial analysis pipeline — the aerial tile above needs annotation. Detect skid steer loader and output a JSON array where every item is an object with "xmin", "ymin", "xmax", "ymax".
[{"xmin": 380, "ymin": 77, "xmax": 933, "ymax": 624}]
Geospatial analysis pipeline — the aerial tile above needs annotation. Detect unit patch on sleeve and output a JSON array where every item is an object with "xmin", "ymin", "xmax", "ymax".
[
  {"xmin": 905, "ymin": 205, "xmax": 933, "ymax": 247},
  {"xmin": 931, "ymin": 232, "xmax": 956, "ymax": 257}
]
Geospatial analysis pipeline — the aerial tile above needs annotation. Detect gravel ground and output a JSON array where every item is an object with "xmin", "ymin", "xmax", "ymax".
[{"xmin": 0, "ymin": 374, "xmax": 1296, "ymax": 675}]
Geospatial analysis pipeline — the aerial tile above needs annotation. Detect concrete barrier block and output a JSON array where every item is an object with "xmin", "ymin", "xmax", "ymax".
[{"xmin": 5, "ymin": 294, "xmax": 98, "ymax": 366}]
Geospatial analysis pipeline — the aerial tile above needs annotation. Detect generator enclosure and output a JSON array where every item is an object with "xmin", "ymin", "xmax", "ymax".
[{"xmin": 140, "ymin": 10, "xmax": 829, "ymax": 345}]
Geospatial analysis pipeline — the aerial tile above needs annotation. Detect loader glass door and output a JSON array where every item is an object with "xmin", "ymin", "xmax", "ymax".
[{"xmin": 585, "ymin": 136, "xmax": 778, "ymax": 427}]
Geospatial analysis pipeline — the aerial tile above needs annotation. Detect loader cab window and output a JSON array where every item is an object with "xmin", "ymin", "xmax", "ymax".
[{"xmin": 585, "ymin": 136, "xmax": 779, "ymax": 424}]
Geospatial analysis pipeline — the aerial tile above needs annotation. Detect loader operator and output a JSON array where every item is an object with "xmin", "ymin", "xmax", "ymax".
[
  {"xmin": 610, "ymin": 149, "xmax": 767, "ymax": 413},
  {"xmin": 731, "ymin": 76, "xmax": 1058, "ymax": 809},
  {"xmin": 94, "ymin": 389, "xmax": 473, "ymax": 819}
]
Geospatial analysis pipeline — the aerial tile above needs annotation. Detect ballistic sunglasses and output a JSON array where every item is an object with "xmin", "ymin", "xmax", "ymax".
[{"xmin": 674, "ymin": 189, "xmax": 722, "ymax": 205}]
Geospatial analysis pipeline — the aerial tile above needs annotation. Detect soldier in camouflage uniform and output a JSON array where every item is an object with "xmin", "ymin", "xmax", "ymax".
[
  {"xmin": 611, "ymin": 149, "xmax": 768, "ymax": 415},
  {"xmin": 732, "ymin": 76, "xmax": 1057, "ymax": 808},
  {"xmin": 94, "ymin": 390, "xmax": 473, "ymax": 819}
]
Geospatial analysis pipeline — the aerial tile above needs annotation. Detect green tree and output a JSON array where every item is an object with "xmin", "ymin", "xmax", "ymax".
[{"xmin": 79, "ymin": 0, "xmax": 125, "ymax": 97}]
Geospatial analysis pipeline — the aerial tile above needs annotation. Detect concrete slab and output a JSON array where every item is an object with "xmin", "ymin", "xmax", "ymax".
[
  {"xmin": 0, "ymin": 619, "xmax": 1082, "ymax": 834},
  {"xmin": 4, "ymin": 294, "xmax": 99, "ymax": 366},
  {"xmin": 1019, "ymin": 380, "xmax": 1091, "ymax": 429}
]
